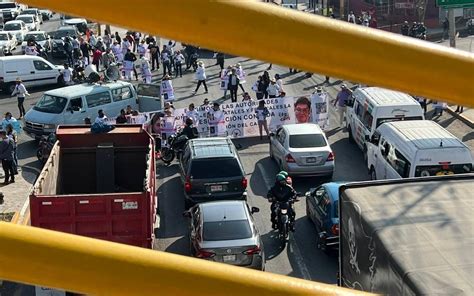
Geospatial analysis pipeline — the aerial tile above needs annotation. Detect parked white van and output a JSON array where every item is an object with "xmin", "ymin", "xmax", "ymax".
[
  {"xmin": 346, "ymin": 87, "xmax": 424, "ymax": 160},
  {"xmin": 24, "ymin": 81, "xmax": 161, "ymax": 139},
  {"xmin": 366, "ymin": 120, "xmax": 473, "ymax": 180},
  {"xmin": 0, "ymin": 55, "xmax": 64, "ymax": 93}
]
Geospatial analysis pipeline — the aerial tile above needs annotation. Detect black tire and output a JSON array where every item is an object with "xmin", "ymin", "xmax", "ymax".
[
  {"xmin": 36, "ymin": 149, "xmax": 43, "ymax": 162},
  {"xmin": 184, "ymin": 198, "xmax": 193, "ymax": 210},
  {"xmin": 161, "ymin": 148, "xmax": 175, "ymax": 164},
  {"xmin": 369, "ymin": 167, "xmax": 377, "ymax": 180},
  {"xmin": 348, "ymin": 125, "xmax": 354, "ymax": 143},
  {"xmin": 269, "ymin": 144, "xmax": 274, "ymax": 159}
]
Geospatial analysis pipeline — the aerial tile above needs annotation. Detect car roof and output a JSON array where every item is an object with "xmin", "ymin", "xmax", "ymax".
[
  {"xmin": 5, "ymin": 20, "xmax": 24, "ymax": 24},
  {"xmin": 0, "ymin": 55, "xmax": 46, "ymax": 62},
  {"xmin": 25, "ymin": 31, "xmax": 46, "ymax": 35},
  {"xmin": 323, "ymin": 182, "xmax": 344, "ymax": 201},
  {"xmin": 379, "ymin": 120, "xmax": 466, "ymax": 151},
  {"xmin": 57, "ymin": 26, "xmax": 77, "ymax": 31},
  {"xmin": 283, "ymin": 123, "xmax": 323, "ymax": 135},
  {"xmin": 44, "ymin": 81, "xmax": 133, "ymax": 97},
  {"xmin": 16, "ymin": 15, "xmax": 34, "ymax": 18},
  {"xmin": 357, "ymin": 87, "xmax": 419, "ymax": 106},
  {"xmin": 190, "ymin": 137, "xmax": 235, "ymax": 158},
  {"xmin": 200, "ymin": 201, "xmax": 249, "ymax": 222}
]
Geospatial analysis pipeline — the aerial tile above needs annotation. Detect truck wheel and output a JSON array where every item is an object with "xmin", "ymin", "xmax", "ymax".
[
  {"xmin": 370, "ymin": 167, "xmax": 377, "ymax": 180},
  {"xmin": 348, "ymin": 125, "xmax": 354, "ymax": 143},
  {"xmin": 161, "ymin": 148, "xmax": 175, "ymax": 164}
]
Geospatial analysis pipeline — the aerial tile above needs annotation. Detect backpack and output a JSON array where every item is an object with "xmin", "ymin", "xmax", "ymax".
[{"xmin": 91, "ymin": 122, "xmax": 115, "ymax": 134}]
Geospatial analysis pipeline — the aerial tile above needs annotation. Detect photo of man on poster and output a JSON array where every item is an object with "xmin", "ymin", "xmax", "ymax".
[{"xmin": 294, "ymin": 96, "xmax": 311, "ymax": 123}]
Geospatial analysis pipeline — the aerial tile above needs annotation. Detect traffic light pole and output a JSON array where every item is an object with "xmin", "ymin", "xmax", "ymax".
[{"xmin": 448, "ymin": 8, "xmax": 456, "ymax": 47}]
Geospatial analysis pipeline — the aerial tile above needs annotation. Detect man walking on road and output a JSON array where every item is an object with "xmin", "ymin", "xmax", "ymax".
[
  {"xmin": 0, "ymin": 130, "xmax": 15, "ymax": 185},
  {"xmin": 333, "ymin": 84, "xmax": 352, "ymax": 127},
  {"xmin": 11, "ymin": 79, "xmax": 29, "ymax": 119}
]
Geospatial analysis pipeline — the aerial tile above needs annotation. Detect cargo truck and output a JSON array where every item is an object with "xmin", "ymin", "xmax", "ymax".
[
  {"xmin": 29, "ymin": 125, "xmax": 157, "ymax": 248},
  {"xmin": 339, "ymin": 174, "xmax": 474, "ymax": 295}
]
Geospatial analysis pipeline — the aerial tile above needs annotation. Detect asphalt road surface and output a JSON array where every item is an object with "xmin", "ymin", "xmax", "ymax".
[{"xmin": 1, "ymin": 14, "xmax": 473, "ymax": 285}]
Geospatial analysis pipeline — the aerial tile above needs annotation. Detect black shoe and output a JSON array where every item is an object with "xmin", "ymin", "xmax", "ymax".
[{"xmin": 9, "ymin": 180, "xmax": 14, "ymax": 183}]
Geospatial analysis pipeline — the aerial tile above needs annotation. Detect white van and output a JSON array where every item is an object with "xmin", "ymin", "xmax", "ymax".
[
  {"xmin": 23, "ymin": 81, "xmax": 162, "ymax": 139},
  {"xmin": 366, "ymin": 120, "xmax": 473, "ymax": 180},
  {"xmin": 0, "ymin": 55, "xmax": 64, "ymax": 93},
  {"xmin": 346, "ymin": 87, "xmax": 424, "ymax": 159}
]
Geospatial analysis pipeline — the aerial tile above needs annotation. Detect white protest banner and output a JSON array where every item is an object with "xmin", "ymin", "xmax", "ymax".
[
  {"xmin": 220, "ymin": 69, "xmax": 229, "ymax": 90},
  {"xmin": 161, "ymin": 80, "xmax": 175, "ymax": 102},
  {"xmin": 310, "ymin": 92, "xmax": 329, "ymax": 130}
]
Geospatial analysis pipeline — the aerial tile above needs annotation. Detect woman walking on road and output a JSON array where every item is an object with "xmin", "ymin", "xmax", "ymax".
[
  {"xmin": 11, "ymin": 78, "xmax": 29, "ymax": 119},
  {"xmin": 255, "ymin": 100, "xmax": 270, "ymax": 140},
  {"xmin": 193, "ymin": 61, "xmax": 208, "ymax": 95}
]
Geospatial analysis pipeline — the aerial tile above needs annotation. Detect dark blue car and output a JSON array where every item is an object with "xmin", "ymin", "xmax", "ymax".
[{"xmin": 305, "ymin": 182, "xmax": 341, "ymax": 254}]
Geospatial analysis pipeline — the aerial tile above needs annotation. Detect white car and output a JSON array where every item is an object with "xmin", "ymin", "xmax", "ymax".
[
  {"xmin": 0, "ymin": 32, "xmax": 17, "ymax": 54},
  {"xmin": 3, "ymin": 20, "xmax": 28, "ymax": 43},
  {"xmin": 21, "ymin": 31, "xmax": 50, "ymax": 53},
  {"xmin": 15, "ymin": 15, "xmax": 39, "ymax": 31},
  {"xmin": 269, "ymin": 123, "xmax": 335, "ymax": 178}
]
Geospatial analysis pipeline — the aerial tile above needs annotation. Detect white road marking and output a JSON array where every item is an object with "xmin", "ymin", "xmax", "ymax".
[{"xmin": 256, "ymin": 163, "xmax": 312, "ymax": 280}]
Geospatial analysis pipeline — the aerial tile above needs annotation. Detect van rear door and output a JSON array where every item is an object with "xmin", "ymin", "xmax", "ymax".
[{"xmin": 136, "ymin": 83, "xmax": 162, "ymax": 112}]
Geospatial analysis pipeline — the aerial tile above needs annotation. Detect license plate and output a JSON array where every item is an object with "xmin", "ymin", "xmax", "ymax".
[
  {"xmin": 306, "ymin": 157, "xmax": 317, "ymax": 163},
  {"xmin": 223, "ymin": 255, "xmax": 236, "ymax": 262},
  {"xmin": 210, "ymin": 185, "xmax": 223, "ymax": 192}
]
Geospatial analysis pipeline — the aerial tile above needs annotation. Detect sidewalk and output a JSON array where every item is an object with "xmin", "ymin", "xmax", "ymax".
[
  {"xmin": 446, "ymin": 105, "xmax": 474, "ymax": 128},
  {"xmin": 0, "ymin": 167, "xmax": 38, "ymax": 223}
]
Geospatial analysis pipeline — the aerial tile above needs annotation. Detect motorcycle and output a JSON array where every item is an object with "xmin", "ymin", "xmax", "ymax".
[
  {"xmin": 160, "ymin": 131, "xmax": 189, "ymax": 165},
  {"xmin": 37, "ymin": 133, "xmax": 56, "ymax": 164},
  {"xmin": 268, "ymin": 194, "xmax": 301, "ymax": 244},
  {"xmin": 36, "ymin": 43, "xmax": 48, "ymax": 60}
]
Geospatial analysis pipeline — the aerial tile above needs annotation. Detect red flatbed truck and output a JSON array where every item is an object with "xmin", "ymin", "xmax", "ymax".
[{"xmin": 29, "ymin": 125, "xmax": 157, "ymax": 248}]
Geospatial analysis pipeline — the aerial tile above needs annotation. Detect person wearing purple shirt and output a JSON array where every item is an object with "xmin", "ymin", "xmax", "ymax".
[{"xmin": 333, "ymin": 84, "xmax": 352, "ymax": 127}]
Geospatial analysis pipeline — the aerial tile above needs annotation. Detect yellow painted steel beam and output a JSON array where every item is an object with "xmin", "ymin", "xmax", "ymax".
[
  {"xmin": 0, "ymin": 223, "xmax": 369, "ymax": 295},
  {"xmin": 23, "ymin": 0, "xmax": 474, "ymax": 107}
]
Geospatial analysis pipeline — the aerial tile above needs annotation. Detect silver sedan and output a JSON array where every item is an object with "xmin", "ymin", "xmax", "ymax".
[
  {"xmin": 269, "ymin": 123, "xmax": 335, "ymax": 178},
  {"xmin": 184, "ymin": 201, "xmax": 265, "ymax": 270}
]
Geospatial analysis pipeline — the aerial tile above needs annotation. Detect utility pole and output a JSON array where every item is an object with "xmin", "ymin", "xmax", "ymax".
[
  {"xmin": 340, "ymin": 0, "xmax": 345, "ymax": 20},
  {"xmin": 448, "ymin": 8, "xmax": 456, "ymax": 47}
]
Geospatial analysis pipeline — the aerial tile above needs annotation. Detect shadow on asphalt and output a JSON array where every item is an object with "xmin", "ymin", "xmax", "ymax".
[
  {"xmin": 17, "ymin": 140, "xmax": 38, "ymax": 160},
  {"xmin": 462, "ymin": 131, "xmax": 474, "ymax": 142},
  {"xmin": 164, "ymin": 235, "xmax": 190, "ymax": 256},
  {"xmin": 261, "ymin": 230, "xmax": 286, "ymax": 260}
]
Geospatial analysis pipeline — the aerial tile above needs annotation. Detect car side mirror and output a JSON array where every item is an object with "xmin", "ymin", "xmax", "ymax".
[
  {"xmin": 251, "ymin": 207, "xmax": 260, "ymax": 214},
  {"xmin": 182, "ymin": 210, "xmax": 191, "ymax": 218}
]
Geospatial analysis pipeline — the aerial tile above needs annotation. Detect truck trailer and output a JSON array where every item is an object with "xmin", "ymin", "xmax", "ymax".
[
  {"xmin": 30, "ymin": 125, "xmax": 157, "ymax": 248},
  {"xmin": 339, "ymin": 174, "xmax": 474, "ymax": 295}
]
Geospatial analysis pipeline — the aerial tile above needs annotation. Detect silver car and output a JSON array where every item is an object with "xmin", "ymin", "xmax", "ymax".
[
  {"xmin": 269, "ymin": 123, "xmax": 335, "ymax": 177},
  {"xmin": 184, "ymin": 201, "xmax": 265, "ymax": 270}
]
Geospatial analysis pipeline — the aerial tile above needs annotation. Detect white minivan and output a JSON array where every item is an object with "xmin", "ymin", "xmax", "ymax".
[
  {"xmin": 346, "ymin": 87, "xmax": 424, "ymax": 160},
  {"xmin": 366, "ymin": 120, "xmax": 473, "ymax": 180},
  {"xmin": 24, "ymin": 81, "xmax": 162, "ymax": 139},
  {"xmin": 0, "ymin": 55, "xmax": 64, "ymax": 93}
]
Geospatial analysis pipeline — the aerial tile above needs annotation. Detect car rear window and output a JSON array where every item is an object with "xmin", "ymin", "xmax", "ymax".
[
  {"xmin": 190, "ymin": 158, "xmax": 242, "ymax": 179},
  {"xmin": 203, "ymin": 220, "xmax": 252, "ymax": 241},
  {"xmin": 289, "ymin": 134, "xmax": 326, "ymax": 148}
]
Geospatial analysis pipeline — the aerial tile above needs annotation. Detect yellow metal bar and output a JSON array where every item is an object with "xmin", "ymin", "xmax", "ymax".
[
  {"xmin": 0, "ymin": 223, "xmax": 368, "ymax": 295},
  {"xmin": 23, "ymin": 0, "xmax": 474, "ymax": 107}
]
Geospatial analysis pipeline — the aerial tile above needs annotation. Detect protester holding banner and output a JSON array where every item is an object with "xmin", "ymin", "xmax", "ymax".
[
  {"xmin": 161, "ymin": 75, "xmax": 175, "ymax": 102},
  {"xmin": 236, "ymin": 63, "xmax": 246, "ymax": 92},
  {"xmin": 208, "ymin": 102, "xmax": 225, "ymax": 136},
  {"xmin": 262, "ymin": 71, "xmax": 271, "ymax": 99},
  {"xmin": 310, "ymin": 87, "xmax": 329, "ymax": 129},
  {"xmin": 267, "ymin": 78, "xmax": 281, "ymax": 98},
  {"xmin": 220, "ymin": 66, "xmax": 232, "ymax": 99},
  {"xmin": 255, "ymin": 100, "xmax": 270, "ymax": 140},
  {"xmin": 193, "ymin": 61, "xmax": 208, "ymax": 94},
  {"xmin": 227, "ymin": 68, "xmax": 240, "ymax": 103},
  {"xmin": 140, "ymin": 57, "xmax": 152, "ymax": 84},
  {"xmin": 275, "ymin": 74, "xmax": 284, "ymax": 93},
  {"xmin": 185, "ymin": 103, "xmax": 199, "ymax": 126},
  {"xmin": 161, "ymin": 108, "xmax": 177, "ymax": 144}
]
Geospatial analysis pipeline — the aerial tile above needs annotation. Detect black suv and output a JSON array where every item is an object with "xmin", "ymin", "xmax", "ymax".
[{"xmin": 179, "ymin": 137, "xmax": 247, "ymax": 208}]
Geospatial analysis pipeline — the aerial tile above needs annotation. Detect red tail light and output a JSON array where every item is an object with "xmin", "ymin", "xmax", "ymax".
[
  {"xmin": 241, "ymin": 177, "xmax": 248, "ymax": 189},
  {"xmin": 196, "ymin": 248, "xmax": 215, "ymax": 258},
  {"xmin": 243, "ymin": 245, "xmax": 261, "ymax": 255},
  {"xmin": 184, "ymin": 176, "xmax": 192, "ymax": 193},
  {"xmin": 331, "ymin": 224, "xmax": 339, "ymax": 236},
  {"xmin": 285, "ymin": 154, "xmax": 296, "ymax": 163},
  {"xmin": 327, "ymin": 152, "xmax": 335, "ymax": 161}
]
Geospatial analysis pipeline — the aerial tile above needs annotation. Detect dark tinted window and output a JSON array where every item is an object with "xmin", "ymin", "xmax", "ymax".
[
  {"xmin": 0, "ymin": 3, "xmax": 16, "ymax": 8},
  {"xmin": 334, "ymin": 200, "xmax": 339, "ymax": 218},
  {"xmin": 203, "ymin": 220, "xmax": 252, "ymax": 241},
  {"xmin": 289, "ymin": 134, "xmax": 326, "ymax": 148},
  {"xmin": 376, "ymin": 116, "xmax": 423, "ymax": 128},
  {"xmin": 190, "ymin": 158, "xmax": 242, "ymax": 179}
]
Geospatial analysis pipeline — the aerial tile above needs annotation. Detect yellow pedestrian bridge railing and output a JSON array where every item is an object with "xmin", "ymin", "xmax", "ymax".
[
  {"xmin": 24, "ymin": 0, "xmax": 474, "ymax": 107},
  {"xmin": 0, "ymin": 223, "xmax": 368, "ymax": 295}
]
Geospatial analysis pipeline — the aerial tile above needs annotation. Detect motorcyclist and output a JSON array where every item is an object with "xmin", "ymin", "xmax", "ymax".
[
  {"xmin": 416, "ymin": 22, "xmax": 427, "ymax": 39},
  {"xmin": 278, "ymin": 170, "xmax": 293, "ymax": 186},
  {"xmin": 267, "ymin": 173, "xmax": 297, "ymax": 231},
  {"xmin": 25, "ymin": 38, "xmax": 39, "ymax": 56},
  {"xmin": 178, "ymin": 118, "xmax": 198, "ymax": 140}
]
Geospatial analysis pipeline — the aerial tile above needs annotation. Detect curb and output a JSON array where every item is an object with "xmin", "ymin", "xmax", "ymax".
[
  {"xmin": 10, "ymin": 211, "xmax": 19, "ymax": 224},
  {"xmin": 446, "ymin": 107, "xmax": 474, "ymax": 129}
]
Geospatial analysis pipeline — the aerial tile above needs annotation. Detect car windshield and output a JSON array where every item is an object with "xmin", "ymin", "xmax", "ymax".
[
  {"xmin": 4, "ymin": 23, "xmax": 21, "ymax": 30},
  {"xmin": 51, "ymin": 30, "xmax": 74, "ymax": 39},
  {"xmin": 26, "ymin": 33, "xmax": 46, "ymax": 41},
  {"xmin": 190, "ymin": 158, "xmax": 242, "ymax": 179},
  {"xmin": 33, "ymin": 95, "xmax": 68, "ymax": 114},
  {"xmin": 0, "ymin": 34, "xmax": 8, "ymax": 41},
  {"xmin": 203, "ymin": 220, "xmax": 252, "ymax": 241},
  {"xmin": 0, "ymin": 3, "xmax": 16, "ymax": 8},
  {"xmin": 22, "ymin": 10, "xmax": 35, "ymax": 15},
  {"xmin": 289, "ymin": 134, "xmax": 327, "ymax": 148},
  {"xmin": 17, "ymin": 17, "xmax": 33, "ymax": 23}
]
